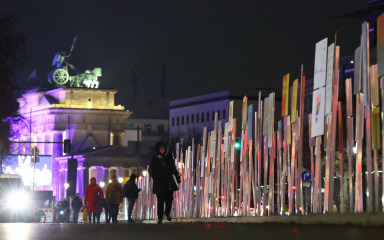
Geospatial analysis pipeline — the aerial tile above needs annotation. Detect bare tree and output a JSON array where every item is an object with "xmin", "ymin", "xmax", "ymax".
[{"xmin": 0, "ymin": 15, "xmax": 26, "ymax": 172}]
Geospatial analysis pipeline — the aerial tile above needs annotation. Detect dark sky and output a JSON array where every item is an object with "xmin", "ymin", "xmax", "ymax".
[{"xmin": 1, "ymin": 0, "xmax": 366, "ymax": 109}]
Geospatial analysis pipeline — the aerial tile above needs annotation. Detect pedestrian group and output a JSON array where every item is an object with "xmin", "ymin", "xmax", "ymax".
[{"xmin": 57, "ymin": 142, "xmax": 180, "ymax": 224}]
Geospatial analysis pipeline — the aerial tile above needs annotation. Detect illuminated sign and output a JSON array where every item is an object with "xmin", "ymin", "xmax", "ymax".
[{"xmin": 2, "ymin": 155, "xmax": 52, "ymax": 190}]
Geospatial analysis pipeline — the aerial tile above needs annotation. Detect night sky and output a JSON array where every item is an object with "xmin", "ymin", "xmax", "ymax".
[{"xmin": 1, "ymin": 0, "xmax": 366, "ymax": 111}]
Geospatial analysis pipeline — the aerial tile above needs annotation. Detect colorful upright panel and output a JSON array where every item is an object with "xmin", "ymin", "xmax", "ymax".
[
  {"xmin": 263, "ymin": 97, "xmax": 269, "ymax": 136},
  {"xmin": 325, "ymin": 43, "xmax": 335, "ymax": 115},
  {"xmin": 314, "ymin": 38, "xmax": 328, "ymax": 90},
  {"xmin": 291, "ymin": 79, "xmax": 298, "ymax": 123},
  {"xmin": 345, "ymin": 78, "xmax": 353, "ymax": 117},
  {"xmin": 282, "ymin": 74, "xmax": 290, "ymax": 116},
  {"xmin": 311, "ymin": 87, "xmax": 326, "ymax": 137},
  {"xmin": 247, "ymin": 104, "xmax": 253, "ymax": 140},
  {"xmin": 242, "ymin": 96, "xmax": 248, "ymax": 131},
  {"xmin": 268, "ymin": 93, "xmax": 275, "ymax": 147},
  {"xmin": 354, "ymin": 46, "xmax": 362, "ymax": 94},
  {"xmin": 229, "ymin": 100, "xmax": 234, "ymax": 122},
  {"xmin": 362, "ymin": 22, "xmax": 370, "ymax": 106},
  {"xmin": 371, "ymin": 65, "xmax": 379, "ymax": 108},
  {"xmin": 377, "ymin": 13, "xmax": 384, "ymax": 77},
  {"xmin": 371, "ymin": 107, "xmax": 381, "ymax": 150}
]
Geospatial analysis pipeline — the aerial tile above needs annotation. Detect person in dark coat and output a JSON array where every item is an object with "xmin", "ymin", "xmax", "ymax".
[
  {"xmin": 84, "ymin": 177, "xmax": 104, "ymax": 223},
  {"xmin": 123, "ymin": 173, "xmax": 141, "ymax": 223},
  {"xmin": 148, "ymin": 142, "xmax": 181, "ymax": 224},
  {"xmin": 71, "ymin": 193, "xmax": 83, "ymax": 223}
]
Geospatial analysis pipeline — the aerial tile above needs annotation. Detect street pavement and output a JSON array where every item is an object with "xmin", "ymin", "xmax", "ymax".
[
  {"xmin": 142, "ymin": 212, "xmax": 384, "ymax": 226},
  {"xmin": 1, "ymin": 220, "xmax": 384, "ymax": 240}
]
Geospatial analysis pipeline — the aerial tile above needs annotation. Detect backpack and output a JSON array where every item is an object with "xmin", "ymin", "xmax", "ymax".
[
  {"xmin": 122, "ymin": 182, "xmax": 131, "ymax": 197},
  {"xmin": 123, "ymin": 181, "xmax": 139, "ymax": 198}
]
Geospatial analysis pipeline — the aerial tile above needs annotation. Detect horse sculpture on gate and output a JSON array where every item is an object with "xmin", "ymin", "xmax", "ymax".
[
  {"xmin": 70, "ymin": 68, "xmax": 102, "ymax": 88},
  {"xmin": 47, "ymin": 37, "xmax": 102, "ymax": 89}
]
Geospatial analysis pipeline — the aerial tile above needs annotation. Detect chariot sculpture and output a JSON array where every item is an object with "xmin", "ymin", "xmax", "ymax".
[{"xmin": 48, "ymin": 37, "xmax": 102, "ymax": 88}]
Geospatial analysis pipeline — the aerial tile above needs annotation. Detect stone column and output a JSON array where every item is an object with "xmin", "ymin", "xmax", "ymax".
[
  {"xmin": 116, "ymin": 167, "xmax": 123, "ymax": 178},
  {"xmin": 96, "ymin": 166, "xmax": 104, "ymax": 183},
  {"xmin": 111, "ymin": 131, "xmax": 124, "ymax": 146},
  {"xmin": 58, "ymin": 165, "xmax": 66, "ymax": 201},
  {"xmin": 83, "ymin": 167, "xmax": 89, "ymax": 199},
  {"xmin": 102, "ymin": 167, "xmax": 108, "ymax": 181},
  {"xmin": 52, "ymin": 131, "xmax": 63, "ymax": 202},
  {"xmin": 117, "ymin": 131, "xmax": 124, "ymax": 146},
  {"xmin": 77, "ymin": 158, "xmax": 85, "ymax": 198},
  {"xmin": 104, "ymin": 168, "xmax": 110, "ymax": 185}
]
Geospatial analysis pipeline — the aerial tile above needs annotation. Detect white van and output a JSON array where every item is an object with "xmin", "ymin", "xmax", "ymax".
[{"xmin": 0, "ymin": 174, "xmax": 29, "ymax": 222}]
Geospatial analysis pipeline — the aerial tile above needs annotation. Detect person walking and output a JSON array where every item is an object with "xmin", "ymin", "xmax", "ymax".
[
  {"xmin": 105, "ymin": 175, "xmax": 123, "ymax": 223},
  {"xmin": 71, "ymin": 193, "xmax": 83, "ymax": 223},
  {"xmin": 148, "ymin": 142, "xmax": 181, "ymax": 224},
  {"xmin": 84, "ymin": 177, "xmax": 104, "ymax": 223},
  {"xmin": 122, "ymin": 173, "xmax": 141, "ymax": 223}
]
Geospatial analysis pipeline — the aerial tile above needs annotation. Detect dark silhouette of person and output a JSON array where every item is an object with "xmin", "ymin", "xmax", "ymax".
[{"xmin": 149, "ymin": 142, "xmax": 181, "ymax": 224}]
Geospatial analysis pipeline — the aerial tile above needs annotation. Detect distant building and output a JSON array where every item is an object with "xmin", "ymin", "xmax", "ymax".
[
  {"xmin": 124, "ymin": 118, "xmax": 169, "ymax": 159},
  {"xmin": 169, "ymin": 90, "xmax": 282, "ymax": 146}
]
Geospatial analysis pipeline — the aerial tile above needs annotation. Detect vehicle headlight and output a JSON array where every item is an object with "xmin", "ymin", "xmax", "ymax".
[{"xmin": 6, "ymin": 191, "xmax": 30, "ymax": 210}]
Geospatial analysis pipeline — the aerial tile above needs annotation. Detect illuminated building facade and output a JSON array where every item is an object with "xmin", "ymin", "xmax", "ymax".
[{"xmin": 9, "ymin": 87, "xmax": 136, "ymax": 201}]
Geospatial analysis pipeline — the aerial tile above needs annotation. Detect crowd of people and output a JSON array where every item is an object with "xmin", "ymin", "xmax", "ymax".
[{"xmin": 55, "ymin": 142, "xmax": 180, "ymax": 224}]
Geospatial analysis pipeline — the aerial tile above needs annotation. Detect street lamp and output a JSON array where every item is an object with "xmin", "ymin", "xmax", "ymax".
[
  {"xmin": 64, "ymin": 183, "xmax": 69, "ymax": 190},
  {"xmin": 142, "ymin": 170, "xmax": 147, "ymax": 177},
  {"xmin": 100, "ymin": 181, "xmax": 105, "ymax": 188},
  {"xmin": 118, "ymin": 177, "xmax": 124, "ymax": 183}
]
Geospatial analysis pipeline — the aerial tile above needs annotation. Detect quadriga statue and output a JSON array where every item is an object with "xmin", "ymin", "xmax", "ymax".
[
  {"xmin": 48, "ymin": 37, "xmax": 102, "ymax": 89},
  {"xmin": 70, "ymin": 68, "xmax": 102, "ymax": 88}
]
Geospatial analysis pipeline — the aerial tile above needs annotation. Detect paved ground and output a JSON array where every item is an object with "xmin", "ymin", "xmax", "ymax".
[
  {"xmin": 143, "ymin": 212, "xmax": 384, "ymax": 226},
  {"xmin": 1, "ymin": 221, "xmax": 384, "ymax": 240}
]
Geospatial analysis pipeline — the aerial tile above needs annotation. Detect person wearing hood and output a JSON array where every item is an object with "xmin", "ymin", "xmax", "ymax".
[
  {"xmin": 122, "ymin": 173, "xmax": 141, "ymax": 223},
  {"xmin": 148, "ymin": 142, "xmax": 181, "ymax": 224},
  {"xmin": 84, "ymin": 177, "xmax": 104, "ymax": 223}
]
